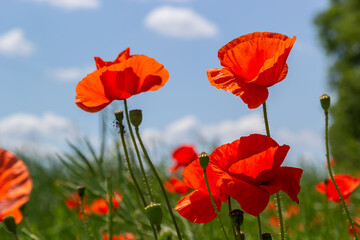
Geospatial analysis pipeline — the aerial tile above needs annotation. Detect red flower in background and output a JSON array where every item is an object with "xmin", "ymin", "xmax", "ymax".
[
  {"xmin": 103, "ymin": 232, "xmax": 135, "ymax": 240},
  {"xmin": 316, "ymin": 174, "xmax": 359, "ymax": 202},
  {"xmin": 350, "ymin": 218, "xmax": 360, "ymax": 237},
  {"xmin": 175, "ymin": 134, "xmax": 303, "ymax": 223},
  {"xmin": 0, "ymin": 149, "xmax": 33, "ymax": 223},
  {"xmin": 207, "ymin": 32, "xmax": 296, "ymax": 109},
  {"xmin": 164, "ymin": 177, "xmax": 190, "ymax": 194},
  {"xmin": 65, "ymin": 192, "xmax": 81, "ymax": 210},
  {"xmin": 75, "ymin": 48, "xmax": 169, "ymax": 112},
  {"xmin": 170, "ymin": 145, "xmax": 198, "ymax": 172},
  {"xmin": 91, "ymin": 192, "xmax": 122, "ymax": 215}
]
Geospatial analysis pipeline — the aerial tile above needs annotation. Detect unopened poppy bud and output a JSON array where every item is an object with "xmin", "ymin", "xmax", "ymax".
[
  {"xmin": 114, "ymin": 110, "xmax": 124, "ymax": 123},
  {"xmin": 229, "ymin": 209, "xmax": 244, "ymax": 232},
  {"xmin": 3, "ymin": 216, "xmax": 17, "ymax": 235},
  {"xmin": 199, "ymin": 152, "xmax": 209, "ymax": 169},
  {"xmin": 262, "ymin": 233, "xmax": 272, "ymax": 240},
  {"xmin": 320, "ymin": 94, "xmax": 330, "ymax": 111},
  {"xmin": 129, "ymin": 109, "xmax": 143, "ymax": 127},
  {"xmin": 77, "ymin": 185, "xmax": 85, "ymax": 200},
  {"xmin": 145, "ymin": 203, "xmax": 163, "ymax": 226}
]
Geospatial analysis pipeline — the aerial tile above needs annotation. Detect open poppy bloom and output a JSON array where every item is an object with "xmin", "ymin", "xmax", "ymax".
[
  {"xmin": 164, "ymin": 177, "xmax": 190, "ymax": 194},
  {"xmin": 207, "ymin": 32, "xmax": 296, "ymax": 109},
  {"xmin": 91, "ymin": 192, "xmax": 122, "ymax": 215},
  {"xmin": 170, "ymin": 145, "xmax": 198, "ymax": 172},
  {"xmin": 102, "ymin": 232, "xmax": 135, "ymax": 240},
  {"xmin": 75, "ymin": 48, "xmax": 169, "ymax": 112},
  {"xmin": 0, "ymin": 148, "xmax": 32, "ymax": 223},
  {"xmin": 315, "ymin": 174, "xmax": 359, "ymax": 202},
  {"xmin": 175, "ymin": 134, "xmax": 302, "ymax": 223}
]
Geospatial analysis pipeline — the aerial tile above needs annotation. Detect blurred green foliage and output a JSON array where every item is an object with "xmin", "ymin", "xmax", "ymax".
[{"xmin": 315, "ymin": 0, "xmax": 360, "ymax": 170}]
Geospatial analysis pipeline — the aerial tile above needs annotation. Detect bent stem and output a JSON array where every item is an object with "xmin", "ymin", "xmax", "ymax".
[
  {"xmin": 124, "ymin": 99, "xmax": 154, "ymax": 202},
  {"xmin": 203, "ymin": 169, "xmax": 229, "ymax": 240},
  {"xmin": 323, "ymin": 109, "xmax": 358, "ymax": 239},
  {"xmin": 135, "ymin": 127, "xmax": 183, "ymax": 240},
  {"xmin": 118, "ymin": 123, "xmax": 158, "ymax": 239},
  {"xmin": 262, "ymin": 102, "xmax": 284, "ymax": 240}
]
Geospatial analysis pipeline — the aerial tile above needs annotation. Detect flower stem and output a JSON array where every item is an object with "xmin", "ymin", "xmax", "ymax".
[
  {"xmin": 203, "ymin": 169, "xmax": 229, "ymax": 240},
  {"xmin": 79, "ymin": 195, "xmax": 92, "ymax": 240},
  {"xmin": 262, "ymin": 101, "xmax": 284, "ymax": 240},
  {"xmin": 124, "ymin": 99, "xmax": 154, "ymax": 202},
  {"xmin": 135, "ymin": 127, "xmax": 183, "ymax": 240},
  {"xmin": 107, "ymin": 178, "xmax": 113, "ymax": 240},
  {"xmin": 257, "ymin": 215, "xmax": 262, "ymax": 240},
  {"xmin": 323, "ymin": 109, "xmax": 358, "ymax": 240},
  {"xmin": 118, "ymin": 123, "xmax": 158, "ymax": 239},
  {"xmin": 228, "ymin": 197, "xmax": 238, "ymax": 240}
]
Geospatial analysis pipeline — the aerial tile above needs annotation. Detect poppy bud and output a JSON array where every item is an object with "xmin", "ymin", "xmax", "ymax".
[
  {"xmin": 320, "ymin": 94, "xmax": 330, "ymax": 111},
  {"xmin": 229, "ymin": 209, "xmax": 244, "ymax": 232},
  {"xmin": 262, "ymin": 233, "xmax": 272, "ymax": 240},
  {"xmin": 114, "ymin": 110, "xmax": 124, "ymax": 123},
  {"xmin": 199, "ymin": 152, "xmax": 209, "ymax": 169},
  {"xmin": 145, "ymin": 203, "xmax": 163, "ymax": 226},
  {"xmin": 77, "ymin": 185, "xmax": 85, "ymax": 200},
  {"xmin": 129, "ymin": 109, "xmax": 143, "ymax": 127},
  {"xmin": 3, "ymin": 216, "xmax": 17, "ymax": 235}
]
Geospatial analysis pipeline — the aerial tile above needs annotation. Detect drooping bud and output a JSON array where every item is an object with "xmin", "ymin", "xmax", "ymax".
[
  {"xmin": 229, "ymin": 209, "xmax": 244, "ymax": 232},
  {"xmin": 129, "ymin": 109, "xmax": 143, "ymax": 127},
  {"xmin": 77, "ymin": 185, "xmax": 85, "ymax": 200},
  {"xmin": 320, "ymin": 94, "xmax": 330, "ymax": 111},
  {"xmin": 114, "ymin": 110, "xmax": 124, "ymax": 123},
  {"xmin": 199, "ymin": 152, "xmax": 209, "ymax": 169},
  {"xmin": 262, "ymin": 233, "xmax": 272, "ymax": 240},
  {"xmin": 3, "ymin": 216, "xmax": 17, "ymax": 235},
  {"xmin": 145, "ymin": 203, "xmax": 163, "ymax": 226}
]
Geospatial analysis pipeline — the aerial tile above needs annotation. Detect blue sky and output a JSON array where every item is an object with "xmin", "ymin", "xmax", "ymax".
[{"xmin": 0, "ymin": 0, "xmax": 331, "ymax": 166}]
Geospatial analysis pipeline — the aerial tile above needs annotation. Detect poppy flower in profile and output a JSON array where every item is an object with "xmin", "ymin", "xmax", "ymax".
[
  {"xmin": 207, "ymin": 32, "xmax": 296, "ymax": 109},
  {"xmin": 102, "ymin": 232, "xmax": 135, "ymax": 240},
  {"xmin": 91, "ymin": 192, "xmax": 122, "ymax": 215},
  {"xmin": 0, "ymin": 148, "xmax": 32, "ymax": 223},
  {"xmin": 315, "ymin": 174, "xmax": 359, "ymax": 202},
  {"xmin": 75, "ymin": 48, "xmax": 169, "ymax": 112},
  {"xmin": 175, "ymin": 134, "xmax": 303, "ymax": 223},
  {"xmin": 170, "ymin": 145, "xmax": 198, "ymax": 172},
  {"xmin": 164, "ymin": 177, "xmax": 190, "ymax": 194}
]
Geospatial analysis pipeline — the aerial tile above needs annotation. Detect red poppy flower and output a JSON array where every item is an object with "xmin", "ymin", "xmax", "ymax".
[
  {"xmin": 207, "ymin": 32, "xmax": 296, "ymax": 109},
  {"xmin": 269, "ymin": 216, "xmax": 279, "ymax": 227},
  {"xmin": 65, "ymin": 192, "xmax": 81, "ymax": 210},
  {"xmin": 170, "ymin": 145, "xmax": 198, "ymax": 172},
  {"xmin": 102, "ymin": 232, "xmax": 135, "ymax": 240},
  {"xmin": 175, "ymin": 134, "xmax": 302, "ymax": 223},
  {"xmin": 75, "ymin": 48, "xmax": 169, "ymax": 112},
  {"xmin": 0, "ymin": 149, "xmax": 32, "ymax": 224},
  {"xmin": 164, "ymin": 177, "xmax": 190, "ymax": 194},
  {"xmin": 350, "ymin": 218, "xmax": 360, "ymax": 237},
  {"xmin": 284, "ymin": 204, "xmax": 299, "ymax": 218},
  {"xmin": 91, "ymin": 192, "xmax": 122, "ymax": 215},
  {"xmin": 315, "ymin": 174, "xmax": 359, "ymax": 202}
]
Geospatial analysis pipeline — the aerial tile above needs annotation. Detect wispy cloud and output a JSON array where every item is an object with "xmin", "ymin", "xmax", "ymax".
[
  {"xmin": 26, "ymin": 0, "xmax": 100, "ymax": 10},
  {"xmin": 0, "ymin": 112, "xmax": 80, "ymax": 154},
  {"xmin": 0, "ymin": 29, "xmax": 35, "ymax": 57},
  {"xmin": 144, "ymin": 6, "xmax": 218, "ymax": 39},
  {"xmin": 49, "ymin": 66, "xmax": 93, "ymax": 82}
]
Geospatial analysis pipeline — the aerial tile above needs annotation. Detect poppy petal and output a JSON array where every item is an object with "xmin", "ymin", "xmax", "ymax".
[
  {"xmin": 174, "ymin": 190, "xmax": 222, "ymax": 223},
  {"xmin": 325, "ymin": 175, "xmax": 360, "ymax": 202},
  {"xmin": 261, "ymin": 167, "xmax": 303, "ymax": 203},
  {"xmin": 75, "ymin": 96, "xmax": 110, "ymax": 113},
  {"xmin": 315, "ymin": 181, "xmax": 326, "ymax": 194},
  {"xmin": 0, "ymin": 208, "xmax": 23, "ymax": 224},
  {"xmin": 95, "ymin": 48, "xmax": 130, "ymax": 69},
  {"xmin": 228, "ymin": 178, "xmax": 270, "ymax": 216}
]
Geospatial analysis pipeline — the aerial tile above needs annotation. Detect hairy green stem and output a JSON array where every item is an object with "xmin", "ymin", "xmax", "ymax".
[
  {"xmin": 324, "ymin": 109, "xmax": 358, "ymax": 240},
  {"xmin": 257, "ymin": 215, "xmax": 262, "ymax": 240},
  {"xmin": 124, "ymin": 99, "xmax": 154, "ymax": 202},
  {"xmin": 135, "ymin": 127, "xmax": 183, "ymax": 240},
  {"xmin": 203, "ymin": 169, "xmax": 229, "ymax": 240},
  {"xmin": 107, "ymin": 178, "xmax": 113, "ymax": 240},
  {"xmin": 228, "ymin": 197, "xmax": 238, "ymax": 240},
  {"xmin": 262, "ymin": 102, "xmax": 284, "ymax": 240}
]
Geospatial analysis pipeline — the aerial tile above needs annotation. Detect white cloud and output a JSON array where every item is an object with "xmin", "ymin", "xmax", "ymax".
[
  {"xmin": 0, "ymin": 112, "xmax": 80, "ymax": 154},
  {"xmin": 144, "ymin": 6, "xmax": 218, "ymax": 39},
  {"xmin": 27, "ymin": 0, "xmax": 100, "ymax": 10},
  {"xmin": 49, "ymin": 66, "xmax": 93, "ymax": 82},
  {"xmin": 0, "ymin": 29, "xmax": 35, "ymax": 57}
]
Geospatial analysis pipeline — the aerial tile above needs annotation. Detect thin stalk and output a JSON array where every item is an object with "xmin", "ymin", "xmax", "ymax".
[
  {"xmin": 118, "ymin": 124, "xmax": 158, "ymax": 239},
  {"xmin": 79, "ymin": 196, "xmax": 92, "ymax": 240},
  {"xmin": 107, "ymin": 178, "xmax": 113, "ymax": 240},
  {"xmin": 124, "ymin": 99, "xmax": 154, "ymax": 202},
  {"xmin": 262, "ymin": 101, "xmax": 284, "ymax": 240},
  {"xmin": 324, "ymin": 109, "xmax": 358, "ymax": 240},
  {"xmin": 257, "ymin": 215, "xmax": 262, "ymax": 240},
  {"xmin": 135, "ymin": 127, "xmax": 183, "ymax": 240},
  {"xmin": 203, "ymin": 169, "xmax": 229, "ymax": 240},
  {"xmin": 228, "ymin": 197, "xmax": 238, "ymax": 240}
]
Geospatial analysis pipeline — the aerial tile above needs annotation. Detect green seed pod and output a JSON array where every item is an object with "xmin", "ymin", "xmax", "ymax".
[
  {"xmin": 262, "ymin": 233, "xmax": 272, "ymax": 240},
  {"xmin": 199, "ymin": 152, "xmax": 209, "ymax": 169},
  {"xmin": 114, "ymin": 110, "xmax": 124, "ymax": 123},
  {"xmin": 229, "ymin": 209, "xmax": 244, "ymax": 232},
  {"xmin": 129, "ymin": 109, "xmax": 143, "ymax": 127},
  {"xmin": 320, "ymin": 94, "xmax": 330, "ymax": 111},
  {"xmin": 145, "ymin": 203, "xmax": 163, "ymax": 226},
  {"xmin": 3, "ymin": 216, "xmax": 17, "ymax": 235},
  {"xmin": 77, "ymin": 185, "xmax": 85, "ymax": 200}
]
